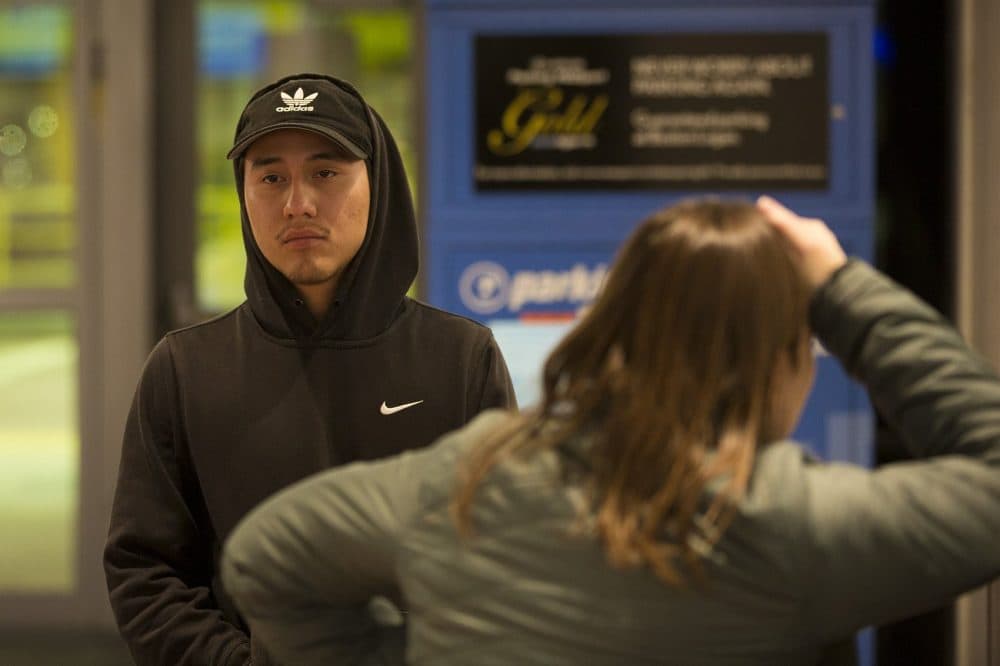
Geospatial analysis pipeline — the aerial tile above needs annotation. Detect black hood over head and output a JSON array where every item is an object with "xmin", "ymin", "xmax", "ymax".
[{"xmin": 229, "ymin": 73, "xmax": 418, "ymax": 342}]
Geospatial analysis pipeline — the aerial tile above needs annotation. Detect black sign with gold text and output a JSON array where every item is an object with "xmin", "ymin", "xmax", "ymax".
[{"xmin": 475, "ymin": 33, "xmax": 829, "ymax": 190}]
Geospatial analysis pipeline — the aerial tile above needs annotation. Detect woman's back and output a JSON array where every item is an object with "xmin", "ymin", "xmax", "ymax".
[{"xmin": 399, "ymin": 421, "xmax": 816, "ymax": 665}]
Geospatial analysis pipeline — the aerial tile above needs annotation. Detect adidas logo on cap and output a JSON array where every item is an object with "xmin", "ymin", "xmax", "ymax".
[{"xmin": 276, "ymin": 87, "xmax": 318, "ymax": 112}]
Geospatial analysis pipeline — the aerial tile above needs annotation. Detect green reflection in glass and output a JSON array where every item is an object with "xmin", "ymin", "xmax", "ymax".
[
  {"xmin": 0, "ymin": 4, "xmax": 76, "ymax": 289},
  {"xmin": 29, "ymin": 105, "xmax": 60, "ymax": 138},
  {"xmin": 0, "ymin": 5, "xmax": 71, "ymax": 65},
  {"xmin": 0, "ymin": 185, "xmax": 76, "ymax": 287},
  {"xmin": 0, "ymin": 311, "xmax": 78, "ymax": 592},
  {"xmin": 0, "ymin": 124, "xmax": 27, "ymax": 156}
]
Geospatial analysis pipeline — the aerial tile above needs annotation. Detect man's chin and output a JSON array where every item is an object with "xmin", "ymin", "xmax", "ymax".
[{"xmin": 285, "ymin": 266, "xmax": 336, "ymax": 287}]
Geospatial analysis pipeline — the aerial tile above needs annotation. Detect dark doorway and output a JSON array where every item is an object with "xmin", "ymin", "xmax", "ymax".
[{"xmin": 874, "ymin": 0, "xmax": 955, "ymax": 664}]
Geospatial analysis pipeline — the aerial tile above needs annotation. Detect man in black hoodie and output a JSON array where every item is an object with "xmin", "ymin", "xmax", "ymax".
[{"xmin": 104, "ymin": 73, "xmax": 516, "ymax": 665}]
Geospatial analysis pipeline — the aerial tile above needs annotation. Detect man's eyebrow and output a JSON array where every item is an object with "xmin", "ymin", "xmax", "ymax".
[
  {"xmin": 309, "ymin": 151, "xmax": 353, "ymax": 162},
  {"xmin": 247, "ymin": 156, "xmax": 280, "ymax": 169},
  {"xmin": 247, "ymin": 152, "xmax": 353, "ymax": 169}
]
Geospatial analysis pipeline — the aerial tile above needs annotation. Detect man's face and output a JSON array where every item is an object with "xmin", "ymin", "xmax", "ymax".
[{"xmin": 243, "ymin": 128, "xmax": 370, "ymax": 298}]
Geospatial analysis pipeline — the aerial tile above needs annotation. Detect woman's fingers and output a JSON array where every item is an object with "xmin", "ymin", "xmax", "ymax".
[{"xmin": 756, "ymin": 196, "xmax": 848, "ymax": 288}]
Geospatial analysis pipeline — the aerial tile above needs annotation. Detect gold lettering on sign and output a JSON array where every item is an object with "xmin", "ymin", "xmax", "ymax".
[{"xmin": 486, "ymin": 88, "xmax": 609, "ymax": 156}]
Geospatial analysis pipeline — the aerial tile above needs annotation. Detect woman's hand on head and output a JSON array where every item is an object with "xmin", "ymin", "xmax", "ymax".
[{"xmin": 756, "ymin": 196, "xmax": 848, "ymax": 289}]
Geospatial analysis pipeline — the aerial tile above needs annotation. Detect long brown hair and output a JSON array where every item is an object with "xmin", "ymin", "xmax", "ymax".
[{"xmin": 452, "ymin": 198, "xmax": 812, "ymax": 585}]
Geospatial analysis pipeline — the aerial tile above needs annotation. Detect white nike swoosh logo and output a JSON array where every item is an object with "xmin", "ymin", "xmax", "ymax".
[{"xmin": 380, "ymin": 400, "xmax": 424, "ymax": 415}]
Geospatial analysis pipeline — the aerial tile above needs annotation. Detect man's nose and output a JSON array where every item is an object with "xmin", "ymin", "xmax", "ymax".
[{"xmin": 283, "ymin": 178, "xmax": 318, "ymax": 218}]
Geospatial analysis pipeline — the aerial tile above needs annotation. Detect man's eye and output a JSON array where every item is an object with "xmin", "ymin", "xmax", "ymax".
[
  {"xmin": 317, "ymin": 169, "xmax": 337, "ymax": 179},
  {"xmin": 261, "ymin": 174, "xmax": 281, "ymax": 184}
]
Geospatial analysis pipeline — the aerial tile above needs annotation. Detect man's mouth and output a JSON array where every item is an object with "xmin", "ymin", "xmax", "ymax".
[{"xmin": 281, "ymin": 228, "xmax": 327, "ymax": 247}]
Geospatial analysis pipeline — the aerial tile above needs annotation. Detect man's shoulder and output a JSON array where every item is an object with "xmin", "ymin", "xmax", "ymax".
[
  {"xmin": 155, "ymin": 306, "xmax": 246, "ymax": 362},
  {"xmin": 162, "ymin": 306, "xmax": 243, "ymax": 341},
  {"xmin": 401, "ymin": 298, "xmax": 495, "ymax": 339}
]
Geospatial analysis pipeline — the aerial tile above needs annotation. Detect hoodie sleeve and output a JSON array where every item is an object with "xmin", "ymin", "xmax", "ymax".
[
  {"xmin": 104, "ymin": 339, "xmax": 252, "ymax": 666},
  {"xmin": 799, "ymin": 260, "xmax": 1000, "ymax": 640},
  {"xmin": 475, "ymin": 330, "xmax": 517, "ymax": 412}
]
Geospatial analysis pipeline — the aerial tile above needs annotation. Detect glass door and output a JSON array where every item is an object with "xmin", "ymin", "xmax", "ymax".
[{"xmin": 0, "ymin": 1, "xmax": 81, "ymax": 598}]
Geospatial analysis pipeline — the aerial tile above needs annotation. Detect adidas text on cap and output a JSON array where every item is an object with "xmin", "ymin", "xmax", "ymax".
[{"xmin": 227, "ymin": 76, "xmax": 371, "ymax": 161}]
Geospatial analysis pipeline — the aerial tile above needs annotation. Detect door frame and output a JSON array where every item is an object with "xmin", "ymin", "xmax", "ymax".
[{"xmin": 0, "ymin": 0, "xmax": 153, "ymax": 629}]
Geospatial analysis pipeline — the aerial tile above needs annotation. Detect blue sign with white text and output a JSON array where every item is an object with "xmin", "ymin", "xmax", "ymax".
[{"xmin": 449, "ymin": 250, "xmax": 611, "ymax": 321}]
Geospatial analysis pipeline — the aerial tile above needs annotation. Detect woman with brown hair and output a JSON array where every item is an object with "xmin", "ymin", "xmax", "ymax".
[{"xmin": 221, "ymin": 197, "xmax": 1000, "ymax": 665}]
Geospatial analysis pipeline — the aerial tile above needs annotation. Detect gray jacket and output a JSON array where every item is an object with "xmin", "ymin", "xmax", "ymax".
[{"xmin": 222, "ymin": 260, "xmax": 1000, "ymax": 665}]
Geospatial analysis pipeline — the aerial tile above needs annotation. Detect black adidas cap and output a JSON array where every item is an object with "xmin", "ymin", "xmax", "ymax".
[{"xmin": 227, "ymin": 75, "xmax": 371, "ymax": 161}]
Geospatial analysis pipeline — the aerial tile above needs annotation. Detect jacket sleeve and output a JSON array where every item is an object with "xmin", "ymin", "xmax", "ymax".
[
  {"xmin": 474, "ymin": 330, "xmax": 518, "ymax": 412},
  {"xmin": 800, "ymin": 260, "xmax": 1000, "ymax": 640},
  {"xmin": 219, "ymin": 413, "xmax": 502, "ymax": 666},
  {"xmin": 104, "ymin": 339, "xmax": 252, "ymax": 666}
]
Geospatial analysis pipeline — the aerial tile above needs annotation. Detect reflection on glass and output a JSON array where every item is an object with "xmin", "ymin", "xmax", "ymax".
[
  {"xmin": 0, "ymin": 311, "xmax": 78, "ymax": 592},
  {"xmin": 0, "ymin": 1, "xmax": 79, "ymax": 594},
  {"xmin": 29, "ymin": 105, "xmax": 60, "ymax": 138},
  {"xmin": 0, "ymin": 3, "xmax": 76, "ymax": 289},
  {"xmin": 2, "ymin": 156, "xmax": 31, "ymax": 189},
  {"xmin": 0, "ymin": 124, "xmax": 27, "ymax": 155},
  {"xmin": 196, "ymin": 1, "xmax": 414, "ymax": 312}
]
